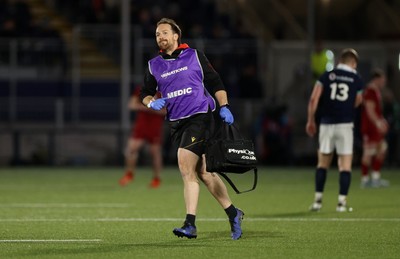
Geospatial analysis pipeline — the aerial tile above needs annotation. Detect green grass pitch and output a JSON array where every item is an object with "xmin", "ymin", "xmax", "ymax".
[{"xmin": 0, "ymin": 166, "xmax": 399, "ymax": 258}]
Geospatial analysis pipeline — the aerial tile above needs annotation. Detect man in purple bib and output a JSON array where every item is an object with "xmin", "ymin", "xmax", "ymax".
[{"xmin": 140, "ymin": 18, "xmax": 244, "ymax": 240}]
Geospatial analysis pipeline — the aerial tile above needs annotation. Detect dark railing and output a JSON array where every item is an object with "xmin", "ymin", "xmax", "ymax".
[{"xmin": 1, "ymin": 31, "xmax": 399, "ymax": 167}]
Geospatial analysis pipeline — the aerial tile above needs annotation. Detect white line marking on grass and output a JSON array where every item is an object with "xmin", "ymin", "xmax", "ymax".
[
  {"xmin": 0, "ymin": 203, "xmax": 131, "ymax": 208},
  {"xmin": 0, "ymin": 217, "xmax": 399, "ymax": 222},
  {"xmin": 246, "ymin": 217, "xmax": 400, "ymax": 222},
  {"xmin": 0, "ymin": 239, "xmax": 102, "ymax": 243}
]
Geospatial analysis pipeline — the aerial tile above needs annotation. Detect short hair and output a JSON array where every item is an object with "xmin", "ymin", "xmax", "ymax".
[
  {"xmin": 370, "ymin": 68, "xmax": 385, "ymax": 80},
  {"xmin": 157, "ymin": 18, "xmax": 182, "ymax": 44},
  {"xmin": 340, "ymin": 48, "xmax": 359, "ymax": 64}
]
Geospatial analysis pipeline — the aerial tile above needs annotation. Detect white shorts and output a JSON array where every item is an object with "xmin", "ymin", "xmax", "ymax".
[{"xmin": 319, "ymin": 123, "xmax": 354, "ymax": 155}]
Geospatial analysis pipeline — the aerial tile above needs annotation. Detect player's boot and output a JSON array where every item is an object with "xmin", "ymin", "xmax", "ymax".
[
  {"xmin": 173, "ymin": 223, "xmax": 197, "ymax": 239},
  {"xmin": 371, "ymin": 178, "xmax": 390, "ymax": 188},
  {"xmin": 119, "ymin": 171, "xmax": 134, "ymax": 186},
  {"xmin": 309, "ymin": 200, "xmax": 322, "ymax": 212},
  {"xmin": 230, "ymin": 208, "xmax": 244, "ymax": 240},
  {"xmin": 336, "ymin": 203, "xmax": 352, "ymax": 212},
  {"xmin": 379, "ymin": 178, "xmax": 390, "ymax": 187},
  {"xmin": 360, "ymin": 179, "xmax": 372, "ymax": 188},
  {"xmin": 149, "ymin": 177, "xmax": 161, "ymax": 188}
]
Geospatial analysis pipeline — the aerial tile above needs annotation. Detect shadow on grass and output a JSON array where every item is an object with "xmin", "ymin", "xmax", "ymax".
[
  {"xmin": 11, "ymin": 243, "xmax": 204, "ymax": 258},
  {"xmin": 201, "ymin": 230, "xmax": 285, "ymax": 240},
  {"xmin": 12, "ymin": 230, "xmax": 284, "ymax": 257}
]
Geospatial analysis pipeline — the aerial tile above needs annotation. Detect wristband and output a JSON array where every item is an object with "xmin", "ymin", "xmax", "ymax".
[{"xmin": 220, "ymin": 103, "xmax": 230, "ymax": 108}]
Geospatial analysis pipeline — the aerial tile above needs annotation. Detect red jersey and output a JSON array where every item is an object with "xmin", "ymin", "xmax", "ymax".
[
  {"xmin": 361, "ymin": 85, "xmax": 384, "ymax": 141},
  {"xmin": 131, "ymin": 88, "xmax": 165, "ymax": 144}
]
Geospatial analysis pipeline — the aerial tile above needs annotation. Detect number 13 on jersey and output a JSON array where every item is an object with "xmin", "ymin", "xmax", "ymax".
[{"xmin": 330, "ymin": 83, "xmax": 349, "ymax": 101}]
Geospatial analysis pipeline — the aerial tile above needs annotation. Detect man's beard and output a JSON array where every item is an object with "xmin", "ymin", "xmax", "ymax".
[{"xmin": 158, "ymin": 40, "xmax": 170, "ymax": 51}]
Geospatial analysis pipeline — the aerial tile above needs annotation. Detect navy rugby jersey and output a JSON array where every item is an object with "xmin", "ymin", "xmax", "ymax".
[
  {"xmin": 317, "ymin": 64, "xmax": 364, "ymax": 124},
  {"xmin": 142, "ymin": 44, "xmax": 224, "ymax": 121}
]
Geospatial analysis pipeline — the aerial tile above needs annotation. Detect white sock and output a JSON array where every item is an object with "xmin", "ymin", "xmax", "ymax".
[
  {"xmin": 338, "ymin": 195, "xmax": 347, "ymax": 206},
  {"xmin": 372, "ymin": 171, "xmax": 381, "ymax": 180},
  {"xmin": 315, "ymin": 192, "xmax": 323, "ymax": 202}
]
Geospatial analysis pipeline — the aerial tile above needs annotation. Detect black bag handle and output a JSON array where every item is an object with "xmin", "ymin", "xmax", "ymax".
[
  {"xmin": 222, "ymin": 123, "xmax": 244, "ymax": 140},
  {"xmin": 218, "ymin": 168, "xmax": 258, "ymax": 194},
  {"xmin": 210, "ymin": 122, "xmax": 244, "ymax": 141}
]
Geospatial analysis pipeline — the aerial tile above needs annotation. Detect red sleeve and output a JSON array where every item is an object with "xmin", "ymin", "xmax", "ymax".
[
  {"xmin": 364, "ymin": 88, "xmax": 378, "ymax": 104},
  {"xmin": 363, "ymin": 87, "xmax": 383, "ymax": 118}
]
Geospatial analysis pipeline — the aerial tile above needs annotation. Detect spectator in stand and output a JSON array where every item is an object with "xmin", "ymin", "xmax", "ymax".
[
  {"xmin": 238, "ymin": 62, "xmax": 263, "ymax": 99},
  {"xmin": 11, "ymin": 0, "xmax": 33, "ymax": 37},
  {"xmin": 0, "ymin": 0, "xmax": 33, "ymax": 38},
  {"xmin": 0, "ymin": 18, "xmax": 17, "ymax": 38}
]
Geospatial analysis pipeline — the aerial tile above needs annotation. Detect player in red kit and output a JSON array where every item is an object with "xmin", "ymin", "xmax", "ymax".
[
  {"xmin": 119, "ymin": 87, "xmax": 166, "ymax": 188},
  {"xmin": 360, "ymin": 69, "xmax": 390, "ymax": 188}
]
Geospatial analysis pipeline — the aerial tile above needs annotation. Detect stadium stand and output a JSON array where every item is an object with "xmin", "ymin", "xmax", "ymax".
[{"xmin": 1, "ymin": 0, "xmax": 400, "ymax": 166}]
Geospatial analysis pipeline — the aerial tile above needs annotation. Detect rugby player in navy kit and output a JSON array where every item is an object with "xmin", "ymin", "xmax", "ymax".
[
  {"xmin": 306, "ymin": 48, "xmax": 364, "ymax": 212},
  {"xmin": 140, "ymin": 18, "xmax": 244, "ymax": 240}
]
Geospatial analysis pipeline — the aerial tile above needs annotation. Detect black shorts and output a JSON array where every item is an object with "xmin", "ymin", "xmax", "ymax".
[{"xmin": 169, "ymin": 111, "xmax": 215, "ymax": 157}]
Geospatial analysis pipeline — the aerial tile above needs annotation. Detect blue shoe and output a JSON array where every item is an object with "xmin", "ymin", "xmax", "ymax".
[
  {"xmin": 230, "ymin": 208, "xmax": 244, "ymax": 240},
  {"xmin": 173, "ymin": 223, "xmax": 197, "ymax": 239},
  {"xmin": 371, "ymin": 178, "xmax": 390, "ymax": 188}
]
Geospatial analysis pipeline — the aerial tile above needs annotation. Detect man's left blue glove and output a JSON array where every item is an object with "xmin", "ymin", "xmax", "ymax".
[
  {"xmin": 147, "ymin": 98, "xmax": 167, "ymax": 111},
  {"xmin": 219, "ymin": 106, "xmax": 234, "ymax": 125}
]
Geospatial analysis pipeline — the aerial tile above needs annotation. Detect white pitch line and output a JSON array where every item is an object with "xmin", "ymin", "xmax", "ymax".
[
  {"xmin": 0, "ymin": 203, "xmax": 131, "ymax": 208},
  {"xmin": 0, "ymin": 218, "xmax": 399, "ymax": 222},
  {"xmin": 0, "ymin": 239, "xmax": 102, "ymax": 243}
]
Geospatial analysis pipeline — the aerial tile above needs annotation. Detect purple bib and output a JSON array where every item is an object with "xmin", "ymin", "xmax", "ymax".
[{"xmin": 148, "ymin": 48, "xmax": 216, "ymax": 121}]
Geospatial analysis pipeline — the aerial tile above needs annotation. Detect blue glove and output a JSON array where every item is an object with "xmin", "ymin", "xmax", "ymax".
[
  {"xmin": 219, "ymin": 106, "xmax": 234, "ymax": 125},
  {"xmin": 148, "ymin": 98, "xmax": 167, "ymax": 111}
]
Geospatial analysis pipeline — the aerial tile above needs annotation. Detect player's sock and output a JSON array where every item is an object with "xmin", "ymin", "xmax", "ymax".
[
  {"xmin": 372, "ymin": 157, "xmax": 383, "ymax": 172},
  {"xmin": 315, "ymin": 168, "xmax": 327, "ymax": 193},
  {"xmin": 314, "ymin": 192, "xmax": 323, "ymax": 202},
  {"xmin": 185, "ymin": 214, "xmax": 196, "ymax": 226},
  {"xmin": 225, "ymin": 204, "xmax": 238, "ymax": 221},
  {"xmin": 371, "ymin": 171, "xmax": 381, "ymax": 180},
  {"xmin": 361, "ymin": 162, "xmax": 369, "ymax": 177},
  {"xmin": 338, "ymin": 194, "xmax": 347, "ymax": 206},
  {"xmin": 339, "ymin": 171, "xmax": 351, "ymax": 195}
]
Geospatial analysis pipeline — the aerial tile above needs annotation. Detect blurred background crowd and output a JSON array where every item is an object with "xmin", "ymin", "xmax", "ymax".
[{"xmin": 0, "ymin": 0, "xmax": 399, "ymax": 167}]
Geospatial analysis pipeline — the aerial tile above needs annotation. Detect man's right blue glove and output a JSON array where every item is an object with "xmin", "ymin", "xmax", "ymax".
[
  {"xmin": 219, "ymin": 106, "xmax": 234, "ymax": 125},
  {"xmin": 147, "ymin": 98, "xmax": 167, "ymax": 111}
]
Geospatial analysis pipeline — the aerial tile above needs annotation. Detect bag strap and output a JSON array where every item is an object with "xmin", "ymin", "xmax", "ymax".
[{"xmin": 217, "ymin": 168, "xmax": 258, "ymax": 194}]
